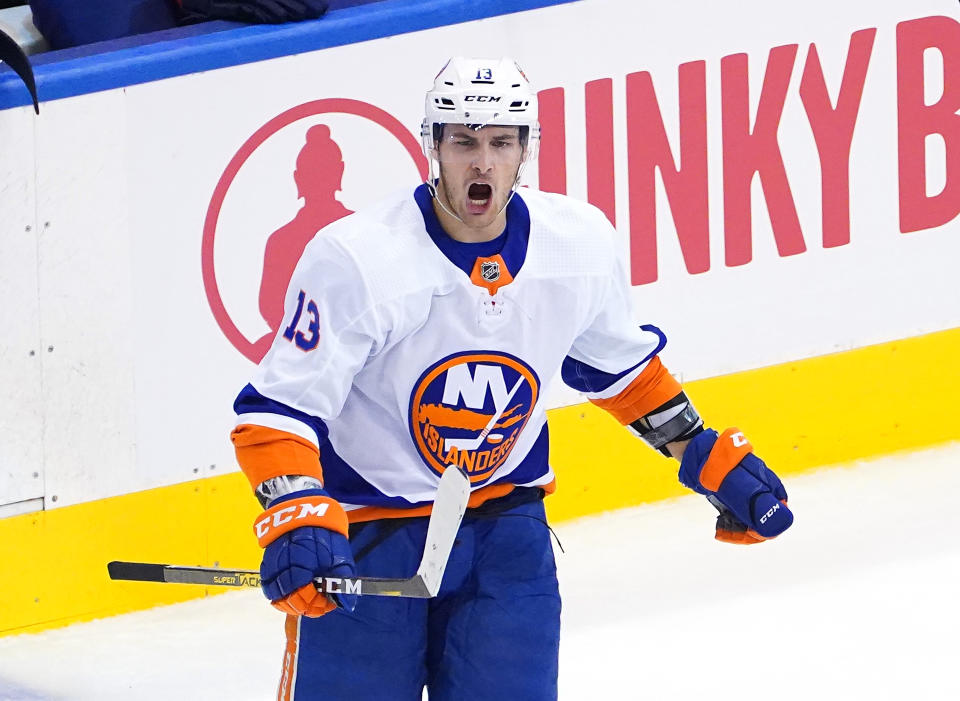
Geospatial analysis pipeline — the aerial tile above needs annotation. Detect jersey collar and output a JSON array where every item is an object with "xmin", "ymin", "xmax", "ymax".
[{"xmin": 413, "ymin": 183, "xmax": 530, "ymax": 285}]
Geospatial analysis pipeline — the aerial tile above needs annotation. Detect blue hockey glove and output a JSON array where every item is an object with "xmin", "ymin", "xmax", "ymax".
[
  {"xmin": 254, "ymin": 488, "xmax": 357, "ymax": 616},
  {"xmin": 679, "ymin": 428, "xmax": 793, "ymax": 544}
]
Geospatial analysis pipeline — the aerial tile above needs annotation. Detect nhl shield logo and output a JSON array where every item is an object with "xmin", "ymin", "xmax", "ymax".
[{"xmin": 480, "ymin": 260, "xmax": 500, "ymax": 282}]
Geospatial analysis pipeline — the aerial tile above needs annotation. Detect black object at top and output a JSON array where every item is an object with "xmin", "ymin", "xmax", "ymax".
[
  {"xmin": 0, "ymin": 26, "xmax": 39, "ymax": 113},
  {"xmin": 178, "ymin": 0, "xmax": 329, "ymax": 24}
]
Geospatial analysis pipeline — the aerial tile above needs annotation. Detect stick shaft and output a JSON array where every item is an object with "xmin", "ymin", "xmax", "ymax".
[
  {"xmin": 107, "ymin": 562, "xmax": 434, "ymax": 597},
  {"xmin": 108, "ymin": 466, "xmax": 471, "ymax": 600}
]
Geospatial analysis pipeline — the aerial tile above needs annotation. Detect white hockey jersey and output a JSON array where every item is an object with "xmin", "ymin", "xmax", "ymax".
[{"xmin": 234, "ymin": 184, "xmax": 665, "ymax": 518}]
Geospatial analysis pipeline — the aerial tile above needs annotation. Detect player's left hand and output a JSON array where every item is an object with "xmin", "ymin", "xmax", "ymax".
[{"xmin": 678, "ymin": 428, "xmax": 793, "ymax": 543}]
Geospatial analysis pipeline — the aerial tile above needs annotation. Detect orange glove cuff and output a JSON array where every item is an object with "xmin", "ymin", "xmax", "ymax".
[
  {"xmin": 253, "ymin": 495, "xmax": 349, "ymax": 548},
  {"xmin": 699, "ymin": 427, "xmax": 753, "ymax": 492}
]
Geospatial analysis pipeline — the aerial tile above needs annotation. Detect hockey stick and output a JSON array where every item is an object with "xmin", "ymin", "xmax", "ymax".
[
  {"xmin": 444, "ymin": 375, "xmax": 525, "ymax": 451},
  {"xmin": 108, "ymin": 465, "xmax": 470, "ymax": 598}
]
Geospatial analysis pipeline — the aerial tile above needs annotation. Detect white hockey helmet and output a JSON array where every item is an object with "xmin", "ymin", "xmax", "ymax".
[{"xmin": 422, "ymin": 57, "xmax": 541, "ymax": 163}]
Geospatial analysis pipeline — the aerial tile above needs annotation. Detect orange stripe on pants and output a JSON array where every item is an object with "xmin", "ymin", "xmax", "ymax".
[{"xmin": 278, "ymin": 614, "xmax": 300, "ymax": 701}]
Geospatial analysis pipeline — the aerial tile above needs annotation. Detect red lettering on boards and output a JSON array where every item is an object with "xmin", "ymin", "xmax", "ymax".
[
  {"xmin": 800, "ymin": 29, "xmax": 876, "ymax": 249},
  {"xmin": 538, "ymin": 87, "xmax": 567, "ymax": 195},
  {"xmin": 897, "ymin": 16, "xmax": 960, "ymax": 233},
  {"xmin": 626, "ymin": 61, "xmax": 709, "ymax": 285},
  {"xmin": 536, "ymin": 17, "xmax": 955, "ymax": 285},
  {"xmin": 721, "ymin": 44, "xmax": 806, "ymax": 267},
  {"xmin": 586, "ymin": 78, "xmax": 617, "ymax": 226}
]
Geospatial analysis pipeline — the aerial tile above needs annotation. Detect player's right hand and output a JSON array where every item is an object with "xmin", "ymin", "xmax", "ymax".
[{"xmin": 253, "ymin": 488, "xmax": 357, "ymax": 617}]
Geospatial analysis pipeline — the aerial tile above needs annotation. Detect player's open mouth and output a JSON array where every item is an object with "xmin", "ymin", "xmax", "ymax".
[{"xmin": 466, "ymin": 183, "xmax": 492, "ymax": 214}]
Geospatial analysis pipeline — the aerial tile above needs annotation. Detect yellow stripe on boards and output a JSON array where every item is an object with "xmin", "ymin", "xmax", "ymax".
[
  {"xmin": 0, "ymin": 474, "xmax": 261, "ymax": 637},
  {"xmin": 1, "ymin": 327, "xmax": 958, "ymax": 636}
]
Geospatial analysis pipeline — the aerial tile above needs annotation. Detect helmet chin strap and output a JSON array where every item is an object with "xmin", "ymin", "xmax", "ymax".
[{"xmin": 426, "ymin": 178, "xmax": 465, "ymax": 224}]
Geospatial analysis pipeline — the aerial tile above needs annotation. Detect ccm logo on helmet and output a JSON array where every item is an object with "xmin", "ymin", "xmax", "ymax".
[
  {"xmin": 464, "ymin": 95, "xmax": 502, "ymax": 102},
  {"xmin": 255, "ymin": 502, "xmax": 330, "ymax": 539}
]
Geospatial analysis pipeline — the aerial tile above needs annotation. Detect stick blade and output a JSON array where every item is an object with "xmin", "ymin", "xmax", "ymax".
[
  {"xmin": 416, "ymin": 466, "xmax": 470, "ymax": 596},
  {"xmin": 107, "ymin": 561, "xmax": 167, "ymax": 583}
]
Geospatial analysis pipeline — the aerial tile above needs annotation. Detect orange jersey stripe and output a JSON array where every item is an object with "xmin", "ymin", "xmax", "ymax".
[
  {"xmin": 231, "ymin": 424, "xmax": 323, "ymax": 491},
  {"xmin": 345, "ymin": 478, "xmax": 556, "ymax": 523},
  {"xmin": 588, "ymin": 357, "xmax": 682, "ymax": 425},
  {"xmin": 699, "ymin": 428, "xmax": 753, "ymax": 492}
]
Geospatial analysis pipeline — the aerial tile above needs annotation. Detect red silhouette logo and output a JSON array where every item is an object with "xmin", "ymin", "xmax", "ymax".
[{"xmin": 202, "ymin": 99, "xmax": 428, "ymax": 363}]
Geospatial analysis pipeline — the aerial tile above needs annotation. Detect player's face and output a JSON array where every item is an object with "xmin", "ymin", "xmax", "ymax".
[{"xmin": 435, "ymin": 125, "xmax": 524, "ymax": 237}]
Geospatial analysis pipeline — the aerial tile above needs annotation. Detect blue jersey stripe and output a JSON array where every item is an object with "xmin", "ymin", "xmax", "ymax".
[
  {"xmin": 235, "ymin": 382, "xmax": 551, "ymax": 508},
  {"xmin": 561, "ymin": 324, "xmax": 668, "ymax": 393},
  {"xmin": 234, "ymin": 383, "xmax": 330, "ymax": 445}
]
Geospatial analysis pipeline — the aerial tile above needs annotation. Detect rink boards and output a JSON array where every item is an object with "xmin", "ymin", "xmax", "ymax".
[
  {"xmin": 2, "ymin": 327, "xmax": 957, "ymax": 636},
  {"xmin": 1, "ymin": 0, "xmax": 959, "ymax": 634}
]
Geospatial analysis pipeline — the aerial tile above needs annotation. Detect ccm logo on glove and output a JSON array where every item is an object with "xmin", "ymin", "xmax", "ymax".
[
  {"xmin": 254, "ymin": 495, "xmax": 349, "ymax": 547},
  {"xmin": 255, "ymin": 501, "xmax": 329, "ymax": 539},
  {"xmin": 759, "ymin": 502, "xmax": 781, "ymax": 525}
]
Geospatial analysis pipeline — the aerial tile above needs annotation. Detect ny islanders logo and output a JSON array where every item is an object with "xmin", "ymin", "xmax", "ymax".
[{"xmin": 409, "ymin": 352, "xmax": 540, "ymax": 485}]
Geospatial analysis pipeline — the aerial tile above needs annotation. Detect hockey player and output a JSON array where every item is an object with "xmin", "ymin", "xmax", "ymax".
[{"xmin": 231, "ymin": 57, "xmax": 793, "ymax": 700}]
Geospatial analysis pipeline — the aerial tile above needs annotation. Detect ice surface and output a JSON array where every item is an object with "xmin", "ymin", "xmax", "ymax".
[{"xmin": 1, "ymin": 444, "xmax": 958, "ymax": 700}]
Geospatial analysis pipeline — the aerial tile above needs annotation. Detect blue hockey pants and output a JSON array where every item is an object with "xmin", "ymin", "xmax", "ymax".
[{"xmin": 280, "ymin": 497, "xmax": 561, "ymax": 700}]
